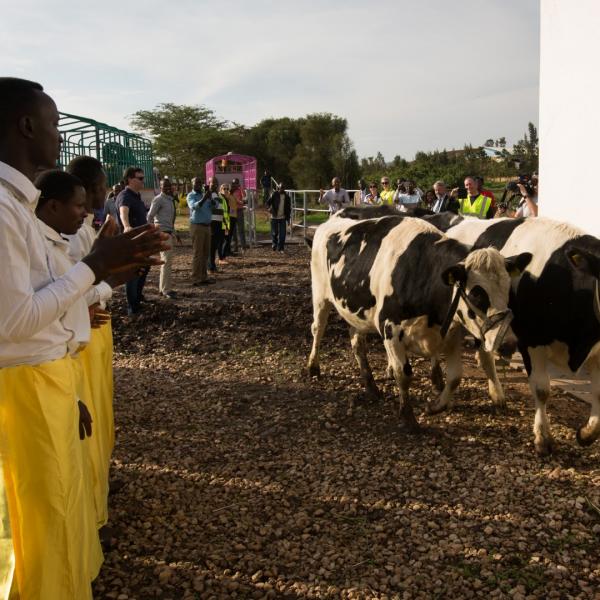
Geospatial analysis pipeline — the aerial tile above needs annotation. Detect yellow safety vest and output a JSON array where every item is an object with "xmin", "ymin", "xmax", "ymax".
[
  {"xmin": 459, "ymin": 194, "xmax": 491, "ymax": 219},
  {"xmin": 380, "ymin": 189, "xmax": 395, "ymax": 205}
]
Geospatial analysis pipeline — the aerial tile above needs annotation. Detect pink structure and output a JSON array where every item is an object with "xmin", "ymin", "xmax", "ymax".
[{"xmin": 205, "ymin": 152, "xmax": 257, "ymax": 190}]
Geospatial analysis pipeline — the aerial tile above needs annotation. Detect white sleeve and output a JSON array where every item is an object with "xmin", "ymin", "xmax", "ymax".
[
  {"xmin": 0, "ymin": 207, "xmax": 95, "ymax": 342},
  {"xmin": 84, "ymin": 281, "xmax": 113, "ymax": 307}
]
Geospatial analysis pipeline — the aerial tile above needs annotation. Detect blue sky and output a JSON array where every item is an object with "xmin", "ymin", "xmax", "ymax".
[{"xmin": 1, "ymin": 0, "xmax": 539, "ymax": 160}]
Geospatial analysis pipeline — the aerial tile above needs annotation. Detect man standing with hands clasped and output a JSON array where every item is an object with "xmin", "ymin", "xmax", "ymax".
[
  {"xmin": 267, "ymin": 182, "xmax": 291, "ymax": 253},
  {"xmin": 147, "ymin": 178, "xmax": 182, "ymax": 299}
]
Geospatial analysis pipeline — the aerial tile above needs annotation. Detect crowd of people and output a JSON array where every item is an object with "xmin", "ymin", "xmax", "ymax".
[{"xmin": 321, "ymin": 173, "xmax": 539, "ymax": 220}]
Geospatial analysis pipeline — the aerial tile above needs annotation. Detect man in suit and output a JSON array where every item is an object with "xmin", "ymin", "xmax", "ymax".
[{"xmin": 432, "ymin": 180, "xmax": 459, "ymax": 214}]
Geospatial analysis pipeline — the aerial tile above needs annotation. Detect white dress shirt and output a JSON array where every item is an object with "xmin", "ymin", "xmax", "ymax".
[
  {"xmin": 0, "ymin": 161, "xmax": 95, "ymax": 367},
  {"xmin": 321, "ymin": 188, "xmax": 350, "ymax": 214},
  {"xmin": 38, "ymin": 219, "xmax": 91, "ymax": 355},
  {"xmin": 65, "ymin": 216, "xmax": 112, "ymax": 307}
]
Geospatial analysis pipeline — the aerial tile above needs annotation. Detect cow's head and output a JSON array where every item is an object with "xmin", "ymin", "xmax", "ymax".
[
  {"xmin": 441, "ymin": 249, "xmax": 532, "ymax": 353},
  {"xmin": 566, "ymin": 246, "xmax": 600, "ymax": 322}
]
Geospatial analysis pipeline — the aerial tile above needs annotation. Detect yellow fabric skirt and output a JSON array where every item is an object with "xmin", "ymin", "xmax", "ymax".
[
  {"xmin": 0, "ymin": 356, "xmax": 103, "ymax": 600},
  {"xmin": 77, "ymin": 321, "xmax": 114, "ymax": 528},
  {"xmin": 0, "ymin": 461, "xmax": 15, "ymax": 600}
]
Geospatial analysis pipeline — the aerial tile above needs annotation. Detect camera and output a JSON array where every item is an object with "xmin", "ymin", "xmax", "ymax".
[{"xmin": 505, "ymin": 175, "xmax": 534, "ymax": 197}]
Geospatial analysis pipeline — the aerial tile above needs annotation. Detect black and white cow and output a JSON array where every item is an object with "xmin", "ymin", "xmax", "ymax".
[
  {"xmin": 445, "ymin": 217, "xmax": 600, "ymax": 454},
  {"xmin": 337, "ymin": 204, "xmax": 463, "ymax": 232},
  {"xmin": 307, "ymin": 215, "xmax": 530, "ymax": 430}
]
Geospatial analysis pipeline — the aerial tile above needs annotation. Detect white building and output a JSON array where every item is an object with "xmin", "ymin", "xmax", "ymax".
[{"xmin": 539, "ymin": 0, "xmax": 600, "ymax": 237}]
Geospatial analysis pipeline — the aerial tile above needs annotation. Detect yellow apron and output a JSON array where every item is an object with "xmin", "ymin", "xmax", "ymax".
[
  {"xmin": 0, "ymin": 356, "xmax": 103, "ymax": 600},
  {"xmin": 76, "ymin": 320, "xmax": 114, "ymax": 528},
  {"xmin": 0, "ymin": 461, "xmax": 15, "ymax": 600}
]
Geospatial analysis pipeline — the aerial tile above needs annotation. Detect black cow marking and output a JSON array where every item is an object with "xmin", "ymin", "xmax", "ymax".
[
  {"xmin": 337, "ymin": 205, "xmax": 403, "ymax": 221},
  {"xmin": 508, "ymin": 235, "xmax": 600, "ymax": 373},
  {"xmin": 467, "ymin": 285, "xmax": 490, "ymax": 313},
  {"xmin": 472, "ymin": 218, "xmax": 525, "ymax": 250},
  {"xmin": 422, "ymin": 212, "xmax": 463, "ymax": 233},
  {"xmin": 326, "ymin": 217, "xmax": 402, "ymax": 318},
  {"xmin": 378, "ymin": 232, "xmax": 469, "ymax": 332}
]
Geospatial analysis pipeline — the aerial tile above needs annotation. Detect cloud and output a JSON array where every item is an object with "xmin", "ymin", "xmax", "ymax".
[{"xmin": 1, "ymin": 0, "xmax": 539, "ymax": 159}]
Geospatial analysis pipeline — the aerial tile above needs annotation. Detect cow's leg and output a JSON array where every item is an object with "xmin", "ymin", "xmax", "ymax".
[
  {"xmin": 526, "ymin": 346, "xmax": 554, "ymax": 455},
  {"xmin": 307, "ymin": 300, "xmax": 332, "ymax": 377},
  {"xmin": 576, "ymin": 360, "xmax": 600, "ymax": 446},
  {"xmin": 427, "ymin": 331, "xmax": 462, "ymax": 414},
  {"xmin": 349, "ymin": 327, "xmax": 381, "ymax": 400},
  {"xmin": 477, "ymin": 348, "xmax": 507, "ymax": 411},
  {"xmin": 431, "ymin": 357, "xmax": 445, "ymax": 393},
  {"xmin": 382, "ymin": 327, "xmax": 419, "ymax": 432}
]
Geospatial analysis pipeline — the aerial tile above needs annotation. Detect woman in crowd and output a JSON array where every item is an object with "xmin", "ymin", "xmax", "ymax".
[
  {"xmin": 363, "ymin": 182, "xmax": 381, "ymax": 204},
  {"xmin": 209, "ymin": 180, "xmax": 230, "ymax": 272}
]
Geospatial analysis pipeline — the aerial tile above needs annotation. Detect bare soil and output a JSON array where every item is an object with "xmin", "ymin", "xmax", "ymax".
[{"xmin": 94, "ymin": 235, "xmax": 600, "ymax": 600}]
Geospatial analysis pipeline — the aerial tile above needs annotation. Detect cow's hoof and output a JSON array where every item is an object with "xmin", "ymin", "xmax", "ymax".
[
  {"xmin": 534, "ymin": 436, "xmax": 555, "ymax": 456},
  {"xmin": 308, "ymin": 364, "xmax": 321, "ymax": 378},
  {"xmin": 575, "ymin": 427, "xmax": 596, "ymax": 447},
  {"xmin": 491, "ymin": 402, "xmax": 508, "ymax": 415},
  {"xmin": 406, "ymin": 422, "xmax": 422, "ymax": 434},
  {"xmin": 365, "ymin": 385, "xmax": 383, "ymax": 402},
  {"xmin": 426, "ymin": 401, "xmax": 448, "ymax": 415}
]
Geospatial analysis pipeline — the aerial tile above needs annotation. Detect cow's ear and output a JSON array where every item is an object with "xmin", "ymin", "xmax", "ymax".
[
  {"xmin": 441, "ymin": 264, "xmax": 467, "ymax": 286},
  {"xmin": 505, "ymin": 252, "xmax": 532, "ymax": 277},
  {"xmin": 566, "ymin": 248, "xmax": 600, "ymax": 278}
]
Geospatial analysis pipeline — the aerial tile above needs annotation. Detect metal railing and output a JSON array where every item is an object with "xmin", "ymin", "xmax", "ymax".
[{"xmin": 286, "ymin": 189, "xmax": 359, "ymax": 236}]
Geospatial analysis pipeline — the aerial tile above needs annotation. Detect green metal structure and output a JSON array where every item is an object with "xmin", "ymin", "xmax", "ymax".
[{"xmin": 58, "ymin": 112, "xmax": 154, "ymax": 186}]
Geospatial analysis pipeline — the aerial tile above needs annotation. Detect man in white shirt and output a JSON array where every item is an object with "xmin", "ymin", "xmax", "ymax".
[
  {"xmin": 319, "ymin": 177, "xmax": 350, "ymax": 215},
  {"xmin": 393, "ymin": 180, "xmax": 422, "ymax": 211},
  {"xmin": 0, "ymin": 77, "xmax": 169, "ymax": 600}
]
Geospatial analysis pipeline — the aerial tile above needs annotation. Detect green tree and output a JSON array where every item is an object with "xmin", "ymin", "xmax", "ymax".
[
  {"xmin": 289, "ymin": 113, "xmax": 354, "ymax": 189},
  {"xmin": 130, "ymin": 103, "xmax": 240, "ymax": 183}
]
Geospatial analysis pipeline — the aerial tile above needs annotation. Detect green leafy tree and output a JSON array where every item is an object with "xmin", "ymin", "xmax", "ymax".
[{"xmin": 130, "ymin": 103, "xmax": 240, "ymax": 183}]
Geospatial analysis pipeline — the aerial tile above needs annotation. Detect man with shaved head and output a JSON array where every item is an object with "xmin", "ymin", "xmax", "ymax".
[
  {"xmin": 319, "ymin": 176, "xmax": 350, "ymax": 215},
  {"xmin": 0, "ymin": 77, "xmax": 168, "ymax": 599}
]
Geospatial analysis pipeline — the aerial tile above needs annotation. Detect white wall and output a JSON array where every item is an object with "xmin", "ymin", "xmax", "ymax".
[{"xmin": 539, "ymin": 0, "xmax": 600, "ymax": 236}]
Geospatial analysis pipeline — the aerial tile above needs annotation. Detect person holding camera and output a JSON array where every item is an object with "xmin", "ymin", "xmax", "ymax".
[
  {"xmin": 496, "ymin": 176, "xmax": 538, "ymax": 218},
  {"xmin": 187, "ymin": 177, "xmax": 215, "ymax": 285},
  {"xmin": 451, "ymin": 176, "xmax": 493, "ymax": 219},
  {"xmin": 393, "ymin": 179, "xmax": 421, "ymax": 211},
  {"xmin": 319, "ymin": 177, "xmax": 350, "ymax": 214}
]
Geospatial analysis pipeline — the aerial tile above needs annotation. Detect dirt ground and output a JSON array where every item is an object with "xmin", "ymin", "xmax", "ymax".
[{"xmin": 94, "ymin": 234, "xmax": 600, "ymax": 600}]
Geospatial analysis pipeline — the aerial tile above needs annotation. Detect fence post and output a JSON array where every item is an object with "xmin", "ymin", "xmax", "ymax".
[{"xmin": 303, "ymin": 191, "xmax": 307, "ymax": 233}]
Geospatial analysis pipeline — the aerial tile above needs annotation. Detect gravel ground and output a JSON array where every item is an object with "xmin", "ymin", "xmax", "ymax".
[{"xmin": 93, "ymin": 235, "xmax": 600, "ymax": 600}]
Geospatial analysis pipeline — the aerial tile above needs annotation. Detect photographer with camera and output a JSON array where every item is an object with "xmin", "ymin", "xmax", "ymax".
[
  {"xmin": 451, "ymin": 176, "xmax": 493, "ymax": 219},
  {"xmin": 495, "ymin": 174, "xmax": 538, "ymax": 218},
  {"xmin": 393, "ymin": 179, "xmax": 422, "ymax": 211},
  {"xmin": 187, "ymin": 176, "xmax": 216, "ymax": 285}
]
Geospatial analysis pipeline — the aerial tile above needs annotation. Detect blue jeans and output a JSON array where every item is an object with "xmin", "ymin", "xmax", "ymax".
[
  {"xmin": 125, "ymin": 266, "xmax": 149, "ymax": 314},
  {"xmin": 271, "ymin": 218, "xmax": 286, "ymax": 251}
]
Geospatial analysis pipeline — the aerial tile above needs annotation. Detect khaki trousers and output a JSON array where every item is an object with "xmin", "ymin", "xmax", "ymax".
[
  {"xmin": 159, "ymin": 234, "xmax": 174, "ymax": 294},
  {"xmin": 190, "ymin": 223, "xmax": 211, "ymax": 283}
]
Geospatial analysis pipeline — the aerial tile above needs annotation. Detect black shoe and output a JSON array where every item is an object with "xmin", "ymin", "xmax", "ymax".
[
  {"xmin": 163, "ymin": 291, "xmax": 177, "ymax": 299},
  {"xmin": 198, "ymin": 279, "xmax": 216, "ymax": 285}
]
